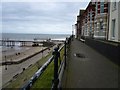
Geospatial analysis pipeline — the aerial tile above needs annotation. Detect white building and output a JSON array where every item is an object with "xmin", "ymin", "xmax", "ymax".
[{"xmin": 108, "ymin": 1, "xmax": 120, "ymax": 42}]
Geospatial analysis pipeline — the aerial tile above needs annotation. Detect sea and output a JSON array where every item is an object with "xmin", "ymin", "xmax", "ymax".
[
  {"xmin": 0, "ymin": 33, "xmax": 70, "ymax": 51},
  {"xmin": 1, "ymin": 33, "xmax": 70, "ymax": 41}
]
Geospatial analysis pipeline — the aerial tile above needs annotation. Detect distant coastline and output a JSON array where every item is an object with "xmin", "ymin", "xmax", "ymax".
[{"xmin": 1, "ymin": 33, "xmax": 70, "ymax": 41}]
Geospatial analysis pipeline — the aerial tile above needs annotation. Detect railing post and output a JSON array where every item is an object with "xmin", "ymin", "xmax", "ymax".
[
  {"xmin": 64, "ymin": 40, "xmax": 67, "ymax": 69},
  {"xmin": 52, "ymin": 46, "xmax": 60, "ymax": 89}
]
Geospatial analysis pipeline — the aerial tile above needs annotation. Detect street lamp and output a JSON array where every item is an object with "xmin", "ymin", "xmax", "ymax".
[
  {"xmin": 72, "ymin": 25, "xmax": 74, "ymax": 36},
  {"xmin": 72, "ymin": 25, "xmax": 75, "ymax": 40}
]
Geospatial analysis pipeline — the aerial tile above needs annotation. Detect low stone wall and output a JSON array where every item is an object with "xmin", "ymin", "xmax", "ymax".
[{"xmin": 85, "ymin": 38, "xmax": 120, "ymax": 66}]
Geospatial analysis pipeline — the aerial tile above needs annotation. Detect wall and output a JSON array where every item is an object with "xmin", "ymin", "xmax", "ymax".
[
  {"xmin": 108, "ymin": 2, "xmax": 119, "ymax": 42},
  {"xmin": 85, "ymin": 38, "xmax": 120, "ymax": 66},
  {"xmin": 118, "ymin": 1, "xmax": 120, "ymax": 42}
]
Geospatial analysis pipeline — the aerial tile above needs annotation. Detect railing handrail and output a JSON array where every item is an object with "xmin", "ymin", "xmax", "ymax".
[
  {"xmin": 21, "ymin": 35, "xmax": 72, "ymax": 90},
  {"xmin": 58, "ymin": 59, "xmax": 64, "ymax": 75},
  {"xmin": 21, "ymin": 55, "xmax": 54, "ymax": 90},
  {"xmin": 51, "ymin": 36, "xmax": 72, "ymax": 89},
  {"xmin": 58, "ymin": 44, "xmax": 64, "ymax": 52},
  {"xmin": 21, "ymin": 44, "xmax": 65, "ymax": 90},
  {"xmin": 51, "ymin": 44, "xmax": 65, "ymax": 89}
]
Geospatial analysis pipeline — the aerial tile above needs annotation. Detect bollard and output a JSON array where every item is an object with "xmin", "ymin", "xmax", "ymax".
[{"xmin": 52, "ymin": 46, "xmax": 60, "ymax": 89}]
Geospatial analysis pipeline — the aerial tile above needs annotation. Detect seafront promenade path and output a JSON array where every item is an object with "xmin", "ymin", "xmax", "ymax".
[{"xmin": 62, "ymin": 38, "xmax": 119, "ymax": 88}]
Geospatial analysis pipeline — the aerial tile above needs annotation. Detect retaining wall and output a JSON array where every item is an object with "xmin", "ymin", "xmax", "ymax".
[{"xmin": 85, "ymin": 38, "xmax": 120, "ymax": 66}]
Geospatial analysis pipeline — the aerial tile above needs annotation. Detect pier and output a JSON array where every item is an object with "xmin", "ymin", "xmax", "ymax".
[{"xmin": 0, "ymin": 39, "xmax": 43, "ymax": 47}]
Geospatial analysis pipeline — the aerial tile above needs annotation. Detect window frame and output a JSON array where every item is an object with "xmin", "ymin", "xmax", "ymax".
[{"xmin": 112, "ymin": 19, "xmax": 116, "ymax": 38}]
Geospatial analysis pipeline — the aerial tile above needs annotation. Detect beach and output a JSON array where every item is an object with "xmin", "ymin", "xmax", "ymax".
[
  {"xmin": 0, "ymin": 41, "xmax": 64, "ymax": 87},
  {"xmin": 0, "ymin": 45, "xmax": 55, "ymax": 87},
  {"xmin": 1, "ymin": 46, "xmax": 47, "ymax": 64},
  {"xmin": 0, "ymin": 33, "xmax": 67, "ymax": 88}
]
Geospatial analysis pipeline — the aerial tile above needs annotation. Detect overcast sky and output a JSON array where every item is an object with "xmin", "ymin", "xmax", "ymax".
[{"xmin": 1, "ymin": 1, "xmax": 90, "ymax": 34}]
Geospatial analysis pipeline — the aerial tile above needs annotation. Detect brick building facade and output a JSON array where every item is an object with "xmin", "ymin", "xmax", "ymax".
[
  {"xmin": 75, "ymin": 0, "xmax": 109, "ymax": 40},
  {"xmin": 94, "ymin": 0, "xmax": 108, "ymax": 39}
]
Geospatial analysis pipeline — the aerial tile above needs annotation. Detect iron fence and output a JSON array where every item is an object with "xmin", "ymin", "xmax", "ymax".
[{"xmin": 21, "ymin": 36, "xmax": 72, "ymax": 90}]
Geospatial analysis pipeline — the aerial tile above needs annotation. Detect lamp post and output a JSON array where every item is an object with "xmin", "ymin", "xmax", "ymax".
[
  {"xmin": 72, "ymin": 25, "xmax": 75, "ymax": 40},
  {"xmin": 72, "ymin": 25, "xmax": 74, "ymax": 36}
]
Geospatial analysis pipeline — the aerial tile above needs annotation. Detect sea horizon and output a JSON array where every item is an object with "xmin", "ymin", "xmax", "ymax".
[
  {"xmin": 1, "ymin": 33, "xmax": 71, "ymax": 41},
  {"xmin": 1, "ymin": 32, "xmax": 71, "ymax": 35}
]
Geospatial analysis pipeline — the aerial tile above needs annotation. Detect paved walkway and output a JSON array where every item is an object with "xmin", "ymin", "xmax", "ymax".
[{"xmin": 62, "ymin": 38, "xmax": 119, "ymax": 88}]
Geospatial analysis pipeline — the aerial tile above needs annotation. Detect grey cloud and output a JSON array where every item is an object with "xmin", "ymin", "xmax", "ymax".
[{"xmin": 2, "ymin": 2, "xmax": 89, "ymax": 34}]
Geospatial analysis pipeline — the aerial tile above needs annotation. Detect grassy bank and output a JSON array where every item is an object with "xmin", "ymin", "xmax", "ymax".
[
  {"xmin": 3, "ymin": 52, "xmax": 52, "ymax": 88},
  {"xmin": 31, "ymin": 47, "xmax": 65, "ymax": 89},
  {"xmin": 3, "ymin": 45, "xmax": 65, "ymax": 89}
]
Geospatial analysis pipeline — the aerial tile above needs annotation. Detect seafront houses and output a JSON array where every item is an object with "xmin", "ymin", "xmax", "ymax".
[
  {"xmin": 75, "ymin": 2, "xmax": 95, "ymax": 39},
  {"xmin": 108, "ymin": 1, "xmax": 120, "ymax": 42},
  {"xmin": 81, "ymin": 2, "xmax": 95, "ymax": 38},
  {"xmin": 75, "ymin": 23, "xmax": 77, "ymax": 39},
  {"xmin": 84, "ymin": 2, "xmax": 95, "ymax": 38},
  {"xmin": 76, "ymin": 10, "xmax": 85, "ymax": 39},
  {"xmin": 94, "ymin": 0, "xmax": 109, "ymax": 39},
  {"xmin": 75, "ymin": 15, "xmax": 80, "ymax": 39},
  {"xmin": 76, "ymin": 0, "xmax": 120, "ymax": 42},
  {"xmin": 75, "ymin": 0, "xmax": 120, "ymax": 67},
  {"xmin": 75, "ymin": 0, "xmax": 109, "ymax": 40}
]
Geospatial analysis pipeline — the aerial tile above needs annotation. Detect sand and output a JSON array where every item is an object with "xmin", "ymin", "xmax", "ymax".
[{"xmin": 0, "ymin": 46, "xmax": 46, "ymax": 63}]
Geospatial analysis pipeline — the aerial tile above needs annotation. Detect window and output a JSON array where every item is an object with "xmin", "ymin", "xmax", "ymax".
[
  {"xmin": 85, "ymin": 16, "xmax": 87, "ymax": 23},
  {"xmin": 90, "ymin": 11, "xmax": 92, "ymax": 21},
  {"xmin": 87, "ymin": 11, "xmax": 89, "ymax": 21},
  {"xmin": 96, "ymin": 2, "xmax": 98, "ymax": 14},
  {"xmin": 95, "ymin": 22, "xmax": 97, "ymax": 29},
  {"xmin": 90, "ymin": 24, "xmax": 92, "ymax": 31},
  {"xmin": 112, "ymin": 1, "xmax": 116, "ymax": 11},
  {"xmin": 100, "ymin": 1, "xmax": 104, "ymax": 13},
  {"xmin": 112, "ymin": 19, "xmax": 115, "ymax": 37},
  {"xmin": 100, "ymin": 21, "xmax": 103, "ymax": 30}
]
